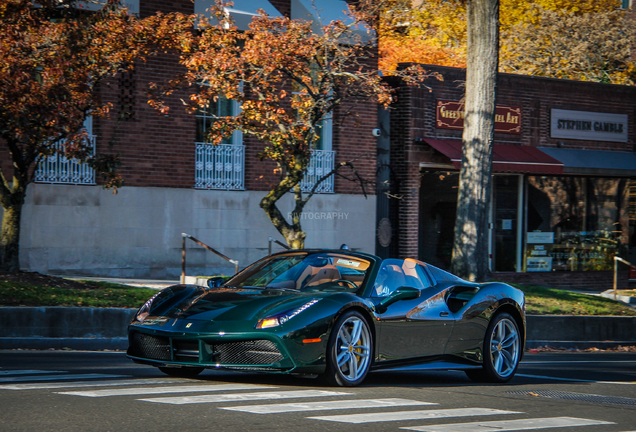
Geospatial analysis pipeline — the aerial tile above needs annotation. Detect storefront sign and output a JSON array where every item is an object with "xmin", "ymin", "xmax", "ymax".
[
  {"xmin": 551, "ymin": 109, "xmax": 628, "ymax": 143},
  {"xmin": 436, "ymin": 100, "xmax": 522, "ymax": 134},
  {"xmin": 526, "ymin": 232, "xmax": 554, "ymax": 272}
]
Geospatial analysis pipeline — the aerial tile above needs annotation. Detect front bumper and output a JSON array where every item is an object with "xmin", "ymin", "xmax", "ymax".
[
  {"xmin": 126, "ymin": 324, "xmax": 327, "ymax": 374},
  {"xmin": 127, "ymin": 328, "xmax": 298, "ymax": 371}
]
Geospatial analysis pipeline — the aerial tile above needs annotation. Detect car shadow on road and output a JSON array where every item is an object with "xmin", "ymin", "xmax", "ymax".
[{"xmin": 159, "ymin": 368, "xmax": 566, "ymax": 389}]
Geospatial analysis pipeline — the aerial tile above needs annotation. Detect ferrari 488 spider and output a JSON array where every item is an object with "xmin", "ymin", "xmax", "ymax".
[{"xmin": 127, "ymin": 250, "xmax": 525, "ymax": 386}]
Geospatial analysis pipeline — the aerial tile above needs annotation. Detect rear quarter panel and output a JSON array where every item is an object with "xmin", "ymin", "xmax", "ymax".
[{"xmin": 445, "ymin": 282, "xmax": 525, "ymax": 363}]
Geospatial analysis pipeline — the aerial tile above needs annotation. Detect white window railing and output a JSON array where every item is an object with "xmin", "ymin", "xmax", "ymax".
[
  {"xmin": 195, "ymin": 143, "xmax": 245, "ymax": 190},
  {"xmin": 35, "ymin": 135, "xmax": 96, "ymax": 185},
  {"xmin": 301, "ymin": 149, "xmax": 336, "ymax": 193}
]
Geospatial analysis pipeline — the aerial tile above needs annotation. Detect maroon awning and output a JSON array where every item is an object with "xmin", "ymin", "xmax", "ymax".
[{"xmin": 424, "ymin": 139, "xmax": 564, "ymax": 175}]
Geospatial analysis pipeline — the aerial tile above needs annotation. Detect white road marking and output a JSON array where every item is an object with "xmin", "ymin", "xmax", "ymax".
[
  {"xmin": 0, "ymin": 374, "xmax": 129, "ymax": 383},
  {"xmin": 0, "ymin": 378, "xmax": 189, "ymax": 390},
  {"xmin": 309, "ymin": 408, "xmax": 520, "ymax": 424},
  {"xmin": 401, "ymin": 417, "xmax": 614, "ymax": 432},
  {"xmin": 57, "ymin": 384, "xmax": 276, "ymax": 397},
  {"xmin": 223, "ymin": 398, "xmax": 436, "ymax": 414},
  {"xmin": 517, "ymin": 374, "xmax": 636, "ymax": 385},
  {"xmin": 0, "ymin": 370, "xmax": 66, "ymax": 376},
  {"xmin": 139, "ymin": 390, "xmax": 352, "ymax": 405}
]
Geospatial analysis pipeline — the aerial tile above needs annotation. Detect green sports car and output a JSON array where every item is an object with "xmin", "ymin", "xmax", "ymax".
[{"xmin": 127, "ymin": 249, "xmax": 525, "ymax": 387}]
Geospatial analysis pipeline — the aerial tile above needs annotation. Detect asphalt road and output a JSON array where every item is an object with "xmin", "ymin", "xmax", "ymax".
[{"xmin": 0, "ymin": 350, "xmax": 635, "ymax": 432}]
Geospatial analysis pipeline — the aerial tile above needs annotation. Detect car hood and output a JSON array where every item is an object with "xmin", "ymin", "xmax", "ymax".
[{"xmin": 146, "ymin": 285, "xmax": 330, "ymax": 323}]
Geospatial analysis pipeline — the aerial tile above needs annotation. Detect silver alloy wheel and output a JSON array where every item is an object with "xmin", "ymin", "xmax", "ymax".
[
  {"xmin": 335, "ymin": 316, "xmax": 372, "ymax": 382},
  {"xmin": 489, "ymin": 317, "xmax": 520, "ymax": 378}
]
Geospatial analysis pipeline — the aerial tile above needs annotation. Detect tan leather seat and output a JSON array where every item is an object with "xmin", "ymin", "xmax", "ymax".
[{"xmin": 304, "ymin": 265, "xmax": 341, "ymax": 287}]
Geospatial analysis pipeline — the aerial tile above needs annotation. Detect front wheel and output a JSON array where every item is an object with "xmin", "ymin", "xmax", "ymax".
[
  {"xmin": 323, "ymin": 311, "xmax": 373, "ymax": 387},
  {"xmin": 466, "ymin": 312, "xmax": 521, "ymax": 383},
  {"xmin": 158, "ymin": 366, "xmax": 204, "ymax": 378}
]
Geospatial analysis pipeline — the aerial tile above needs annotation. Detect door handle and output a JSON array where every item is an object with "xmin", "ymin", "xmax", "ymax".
[{"xmin": 439, "ymin": 312, "xmax": 449, "ymax": 317}]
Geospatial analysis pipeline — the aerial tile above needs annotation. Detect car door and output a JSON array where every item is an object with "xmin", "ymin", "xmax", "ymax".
[{"xmin": 373, "ymin": 259, "xmax": 455, "ymax": 363}]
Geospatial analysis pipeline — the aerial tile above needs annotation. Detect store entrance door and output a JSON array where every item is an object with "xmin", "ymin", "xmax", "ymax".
[{"xmin": 491, "ymin": 175, "xmax": 522, "ymax": 272}]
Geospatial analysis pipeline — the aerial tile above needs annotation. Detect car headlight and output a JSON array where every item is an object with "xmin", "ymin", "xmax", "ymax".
[
  {"xmin": 135, "ymin": 292, "xmax": 160, "ymax": 323},
  {"xmin": 256, "ymin": 299, "xmax": 320, "ymax": 329}
]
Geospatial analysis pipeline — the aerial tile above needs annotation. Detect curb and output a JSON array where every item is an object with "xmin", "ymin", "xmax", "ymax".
[
  {"xmin": 0, "ymin": 337, "xmax": 128, "ymax": 351},
  {"xmin": 600, "ymin": 289, "xmax": 636, "ymax": 305},
  {"xmin": 1, "ymin": 307, "xmax": 635, "ymax": 351}
]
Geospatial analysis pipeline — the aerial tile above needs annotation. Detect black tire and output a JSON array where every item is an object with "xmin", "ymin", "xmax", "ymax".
[
  {"xmin": 323, "ymin": 311, "xmax": 373, "ymax": 387},
  {"xmin": 466, "ymin": 312, "xmax": 521, "ymax": 383},
  {"xmin": 158, "ymin": 366, "xmax": 204, "ymax": 378}
]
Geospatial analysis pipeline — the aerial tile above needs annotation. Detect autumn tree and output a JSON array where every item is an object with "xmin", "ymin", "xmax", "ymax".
[
  {"xmin": 378, "ymin": 0, "xmax": 466, "ymax": 70},
  {"xmin": 151, "ymin": 0, "xmax": 430, "ymax": 249},
  {"xmin": 500, "ymin": 6, "xmax": 636, "ymax": 85},
  {"xmin": 379, "ymin": 0, "xmax": 633, "ymax": 85},
  {"xmin": 0, "ymin": 0, "xmax": 187, "ymax": 272}
]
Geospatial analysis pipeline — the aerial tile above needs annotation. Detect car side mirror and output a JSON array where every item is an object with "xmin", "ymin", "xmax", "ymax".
[
  {"xmin": 376, "ymin": 286, "xmax": 421, "ymax": 313},
  {"xmin": 207, "ymin": 277, "xmax": 224, "ymax": 288}
]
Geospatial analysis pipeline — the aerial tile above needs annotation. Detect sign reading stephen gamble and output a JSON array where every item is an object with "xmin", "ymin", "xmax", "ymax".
[{"xmin": 551, "ymin": 109, "xmax": 628, "ymax": 143}]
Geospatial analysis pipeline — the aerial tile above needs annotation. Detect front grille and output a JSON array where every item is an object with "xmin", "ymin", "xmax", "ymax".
[
  {"xmin": 215, "ymin": 340, "xmax": 283, "ymax": 365},
  {"xmin": 174, "ymin": 340, "xmax": 200, "ymax": 362},
  {"xmin": 128, "ymin": 332, "xmax": 171, "ymax": 361}
]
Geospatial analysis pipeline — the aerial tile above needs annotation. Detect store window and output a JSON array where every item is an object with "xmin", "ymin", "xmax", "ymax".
[{"xmin": 526, "ymin": 176, "xmax": 628, "ymax": 272}]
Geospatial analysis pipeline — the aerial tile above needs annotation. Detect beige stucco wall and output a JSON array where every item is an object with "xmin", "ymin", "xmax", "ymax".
[{"xmin": 15, "ymin": 184, "xmax": 376, "ymax": 278}]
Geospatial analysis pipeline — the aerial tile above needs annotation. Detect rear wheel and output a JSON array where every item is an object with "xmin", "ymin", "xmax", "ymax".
[
  {"xmin": 323, "ymin": 311, "xmax": 373, "ymax": 387},
  {"xmin": 158, "ymin": 367, "xmax": 204, "ymax": 378},
  {"xmin": 466, "ymin": 312, "xmax": 521, "ymax": 383}
]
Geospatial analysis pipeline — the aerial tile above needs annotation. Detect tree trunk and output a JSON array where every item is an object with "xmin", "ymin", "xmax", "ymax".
[
  {"xmin": 450, "ymin": 0, "xmax": 499, "ymax": 282},
  {"xmin": 259, "ymin": 162, "xmax": 307, "ymax": 250},
  {"xmin": 0, "ymin": 196, "xmax": 25, "ymax": 273}
]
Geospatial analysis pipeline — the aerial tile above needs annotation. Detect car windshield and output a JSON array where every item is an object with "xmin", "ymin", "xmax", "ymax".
[{"xmin": 225, "ymin": 252, "xmax": 371, "ymax": 292}]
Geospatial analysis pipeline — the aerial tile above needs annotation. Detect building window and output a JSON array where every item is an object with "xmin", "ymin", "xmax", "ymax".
[
  {"xmin": 35, "ymin": 117, "xmax": 96, "ymax": 185},
  {"xmin": 300, "ymin": 148, "xmax": 336, "ymax": 193},
  {"xmin": 621, "ymin": 0, "xmax": 632, "ymax": 9},
  {"xmin": 291, "ymin": 76, "xmax": 336, "ymax": 193},
  {"xmin": 525, "ymin": 176, "xmax": 628, "ymax": 272},
  {"xmin": 194, "ymin": 95, "xmax": 244, "ymax": 190},
  {"xmin": 299, "ymin": 115, "xmax": 335, "ymax": 193}
]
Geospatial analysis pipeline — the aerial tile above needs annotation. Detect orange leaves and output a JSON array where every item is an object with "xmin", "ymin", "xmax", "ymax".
[
  {"xmin": 379, "ymin": 0, "xmax": 631, "ymax": 83},
  {"xmin": 380, "ymin": 36, "xmax": 466, "ymax": 70},
  {"xmin": 500, "ymin": 6, "xmax": 636, "ymax": 85},
  {"xmin": 0, "ymin": 0, "xmax": 190, "ymax": 191},
  {"xmin": 143, "ymin": 0, "xmax": 439, "ymax": 185}
]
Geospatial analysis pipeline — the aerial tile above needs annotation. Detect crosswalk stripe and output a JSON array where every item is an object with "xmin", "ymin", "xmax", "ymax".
[
  {"xmin": 0, "ymin": 378, "xmax": 190, "ymax": 391},
  {"xmin": 309, "ymin": 408, "xmax": 520, "ymax": 424},
  {"xmin": 57, "ymin": 384, "xmax": 276, "ymax": 397},
  {"xmin": 0, "ymin": 374, "xmax": 129, "ymax": 383},
  {"xmin": 222, "ymin": 398, "xmax": 437, "ymax": 414},
  {"xmin": 0, "ymin": 370, "xmax": 66, "ymax": 376},
  {"xmin": 139, "ymin": 390, "xmax": 352, "ymax": 405},
  {"xmin": 400, "ymin": 416, "xmax": 615, "ymax": 432}
]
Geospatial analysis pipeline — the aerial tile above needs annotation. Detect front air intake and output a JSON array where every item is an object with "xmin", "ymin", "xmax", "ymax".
[{"xmin": 128, "ymin": 332, "xmax": 171, "ymax": 361}]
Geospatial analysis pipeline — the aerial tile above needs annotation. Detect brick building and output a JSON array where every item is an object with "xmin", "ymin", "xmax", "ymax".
[
  {"xmin": 5, "ymin": 0, "xmax": 379, "ymax": 278},
  {"xmin": 385, "ymin": 64, "xmax": 636, "ymax": 290}
]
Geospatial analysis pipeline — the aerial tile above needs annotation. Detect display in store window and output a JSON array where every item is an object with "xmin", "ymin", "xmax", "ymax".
[{"xmin": 526, "ymin": 176, "xmax": 628, "ymax": 272}]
